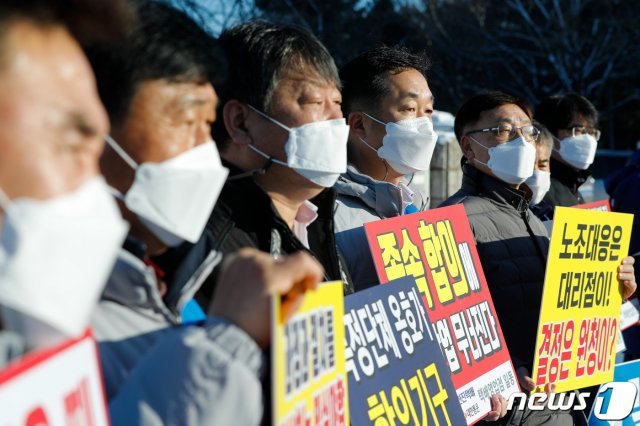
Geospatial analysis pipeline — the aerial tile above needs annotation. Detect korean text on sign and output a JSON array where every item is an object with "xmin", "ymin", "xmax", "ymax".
[
  {"xmin": 365, "ymin": 204, "xmax": 519, "ymax": 424},
  {"xmin": 273, "ymin": 281, "xmax": 349, "ymax": 426},
  {"xmin": 345, "ymin": 276, "xmax": 467, "ymax": 426},
  {"xmin": 0, "ymin": 329, "xmax": 109, "ymax": 426},
  {"xmin": 533, "ymin": 206, "xmax": 632, "ymax": 393}
]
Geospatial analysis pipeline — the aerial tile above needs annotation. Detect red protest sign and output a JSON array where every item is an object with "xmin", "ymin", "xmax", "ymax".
[
  {"xmin": 364, "ymin": 204, "xmax": 519, "ymax": 424},
  {"xmin": 0, "ymin": 329, "xmax": 109, "ymax": 426},
  {"xmin": 575, "ymin": 200, "xmax": 612, "ymax": 212}
]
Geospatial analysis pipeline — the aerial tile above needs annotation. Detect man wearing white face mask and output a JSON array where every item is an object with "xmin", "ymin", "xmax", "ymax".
[
  {"xmin": 192, "ymin": 21, "xmax": 354, "ymax": 310},
  {"xmin": 86, "ymin": 2, "xmax": 231, "ymax": 400},
  {"xmin": 440, "ymin": 91, "xmax": 577, "ymax": 425},
  {"xmin": 0, "ymin": 0, "xmax": 132, "ymax": 362},
  {"xmin": 526, "ymin": 122, "xmax": 555, "ymax": 221},
  {"xmin": 87, "ymin": 11, "xmax": 328, "ymax": 423},
  {"xmin": 332, "ymin": 46, "xmax": 437, "ymax": 291},
  {"xmin": 440, "ymin": 92, "xmax": 637, "ymax": 425},
  {"xmin": 535, "ymin": 93, "xmax": 600, "ymax": 211}
]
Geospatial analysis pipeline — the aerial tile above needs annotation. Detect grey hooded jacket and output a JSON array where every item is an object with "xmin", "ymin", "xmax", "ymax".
[
  {"xmin": 1, "ymin": 322, "xmax": 265, "ymax": 425},
  {"xmin": 91, "ymin": 236, "xmax": 220, "ymax": 400},
  {"xmin": 91, "ymin": 236, "xmax": 268, "ymax": 425},
  {"xmin": 333, "ymin": 164, "xmax": 427, "ymax": 291},
  {"xmin": 108, "ymin": 317, "xmax": 265, "ymax": 426}
]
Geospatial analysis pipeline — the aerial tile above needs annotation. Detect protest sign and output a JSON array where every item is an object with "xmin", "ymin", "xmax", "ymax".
[
  {"xmin": 576, "ymin": 202, "xmax": 640, "ymax": 332},
  {"xmin": 0, "ymin": 329, "xmax": 109, "ymax": 426},
  {"xmin": 577, "ymin": 200, "xmax": 612, "ymax": 212},
  {"xmin": 272, "ymin": 281, "xmax": 348, "ymax": 426},
  {"xmin": 546, "ymin": 199, "xmax": 612, "ymax": 238},
  {"xmin": 532, "ymin": 206, "xmax": 633, "ymax": 393},
  {"xmin": 588, "ymin": 359, "xmax": 640, "ymax": 425},
  {"xmin": 345, "ymin": 275, "xmax": 467, "ymax": 425},
  {"xmin": 364, "ymin": 204, "xmax": 519, "ymax": 424}
]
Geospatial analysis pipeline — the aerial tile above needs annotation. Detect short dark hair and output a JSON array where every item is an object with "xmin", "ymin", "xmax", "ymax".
[
  {"xmin": 0, "ymin": 0, "xmax": 134, "ymax": 67},
  {"xmin": 212, "ymin": 20, "xmax": 339, "ymax": 149},
  {"xmin": 533, "ymin": 120, "xmax": 554, "ymax": 153},
  {"xmin": 340, "ymin": 45, "xmax": 431, "ymax": 116},
  {"xmin": 534, "ymin": 93, "xmax": 598, "ymax": 136},
  {"xmin": 454, "ymin": 91, "xmax": 533, "ymax": 141},
  {"xmin": 86, "ymin": 1, "xmax": 226, "ymax": 125}
]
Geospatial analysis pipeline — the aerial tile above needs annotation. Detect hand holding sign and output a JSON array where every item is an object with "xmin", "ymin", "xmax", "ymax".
[
  {"xmin": 532, "ymin": 206, "xmax": 634, "ymax": 393},
  {"xmin": 485, "ymin": 394, "xmax": 508, "ymax": 421},
  {"xmin": 210, "ymin": 248, "xmax": 323, "ymax": 349},
  {"xmin": 619, "ymin": 256, "xmax": 637, "ymax": 300},
  {"xmin": 516, "ymin": 367, "xmax": 556, "ymax": 395},
  {"xmin": 364, "ymin": 204, "xmax": 520, "ymax": 424}
]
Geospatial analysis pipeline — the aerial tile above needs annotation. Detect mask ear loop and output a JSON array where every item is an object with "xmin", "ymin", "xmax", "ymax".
[
  {"xmin": 0, "ymin": 187, "xmax": 11, "ymax": 213},
  {"xmin": 104, "ymin": 135, "xmax": 138, "ymax": 170},
  {"xmin": 359, "ymin": 137, "xmax": 389, "ymax": 182},
  {"xmin": 361, "ymin": 112, "xmax": 386, "ymax": 126},
  {"xmin": 226, "ymin": 159, "xmax": 271, "ymax": 181},
  {"xmin": 466, "ymin": 135, "xmax": 491, "ymax": 168},
  {"xmin": 551, "ymin": 134, "xmax": 563, "ymax": 154},
  {"xmin": 228, "ymin": 143, "xmax": 278, "ymax": 181},
  {"xmin": 103, "ymin": 136, "xmax": 139, "ymax": 201},
  {"xmin": 247, "ymin": 105, "xmax": 292, "ymax": 132},
  {"xmin": 231, "ymin": 105, "xmax": 289, "ymax": 180},
  {"xmin": 359, "ymin": 112, "xmax": 390, "ymax": 182},
  {"xmin": 407, "ymin": 172, "xmax": 415, "ymax": 186}
]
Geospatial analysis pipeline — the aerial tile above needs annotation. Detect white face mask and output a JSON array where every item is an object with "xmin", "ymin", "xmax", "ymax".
[
  {"xmin": 525, "ymin": 169, "xmax": 551, "ymax": 205},
  {"xmin": 362, "ymin": 113, "xmax": 439, "ymax": 175},
  {"xmin": 556, "ymin": 134, "xmax": 597, "ymax": 170},
  {"xmin": 106, "ymin": 137, "xmax": 228, "ymax": 247},
  {"xmin": 0, "ymin": 177, "xmax": 128, "ymax": 346},
  {"xmin": 471, "ymin": 136, "xmax": 536, "ymax": 185},
  {"xmin": 247, "ymin": 105, "xmax": 349, "ymax": 188}
]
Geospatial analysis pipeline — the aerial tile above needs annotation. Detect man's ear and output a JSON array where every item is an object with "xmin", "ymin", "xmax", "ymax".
[
  {"xmin": 460, "ymin": 135, "xmax": 476, "ymax": 162},
  {"xmin": 223, "ymin": 100, "xmax": 252, "ymax": 146},
  {"xmin": 347, "ymin": 111, "xmax": 367, "ymax": 142}
]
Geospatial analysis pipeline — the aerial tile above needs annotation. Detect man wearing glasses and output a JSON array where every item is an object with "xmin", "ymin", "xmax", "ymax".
[
  {"xmin": 534, "ymin": 93, "xmax": 600, "ymax": 209},
  {"xmin": 440, "ymin": 91, "xmax": 636, "ymax": 425}
]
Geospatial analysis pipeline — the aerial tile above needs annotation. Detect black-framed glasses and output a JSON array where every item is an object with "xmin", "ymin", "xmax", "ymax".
[
  {"xmin": 561, "ymin": 125, "xmax": 601, "ymax": 141},
  {"xmin": 465, "ymin": 123, "xmax": 540, "ymax": 143}
]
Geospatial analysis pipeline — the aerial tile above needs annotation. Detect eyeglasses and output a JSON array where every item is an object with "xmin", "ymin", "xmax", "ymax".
[
  {"xmin": 561, "ymin": 125, "xmax": 601, "ymax": 141},
  {"xmin": 465, "ymin": 123, "xmax": 540, "ymax": 143}
]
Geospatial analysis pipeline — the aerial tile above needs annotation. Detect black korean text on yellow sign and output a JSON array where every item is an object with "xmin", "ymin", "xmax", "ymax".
[
  {"xmin": 272, "ymin": 281, "xmax": 349, "ymax": 426},
  {"xmin": 532, "ymin": 206, "xmax": 633, "ymax": 393}
]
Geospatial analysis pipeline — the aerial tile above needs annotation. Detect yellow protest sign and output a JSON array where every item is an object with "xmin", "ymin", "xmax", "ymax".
[
  {"xmin": 532, "ymin": 206, "xmax": 633, "ymax": 393},
  {"xmin": 272, "ymin": 281, "xmax": 349, "ymax": 426}
]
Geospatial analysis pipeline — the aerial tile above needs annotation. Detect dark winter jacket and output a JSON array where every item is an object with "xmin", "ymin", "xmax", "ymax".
[
  {"xmin": 195, "ymin": 163, "xmax": 353, "ymax": 308},
  {"xmin": 440, "ymin": 164, "xmax": 586, "ymax": 425},
  {"xmin": 439, "ymin": 164, "xmax": 549, "ymax": 369},
  {"xmin": 606, "ymin": 150, "xmax": 640, "ymax": 256},
  {"xmin": 543, "ymin": 157, "xmax": 589, "ymax": 211},
  {"xmin": 93, "ymin": 235, "xmax": 220, "ymax": 400}
]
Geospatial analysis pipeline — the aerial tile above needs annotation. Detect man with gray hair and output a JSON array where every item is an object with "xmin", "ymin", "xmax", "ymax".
[{"xmin": 192, "ymin": 21, "xmax": 354, "ymax": 311}]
